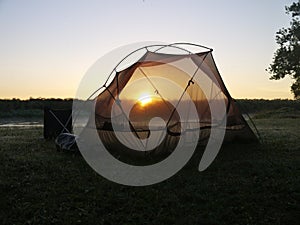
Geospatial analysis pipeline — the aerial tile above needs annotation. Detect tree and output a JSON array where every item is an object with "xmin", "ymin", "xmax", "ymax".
[{"xmin": 268, "ymin": 1, "xmax": 300, "ymax": 99}]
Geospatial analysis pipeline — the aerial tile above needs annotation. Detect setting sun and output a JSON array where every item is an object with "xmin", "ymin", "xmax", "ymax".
[{"xmin": 138, "ymin": 95, "xmax": 153, "ymax": 107}]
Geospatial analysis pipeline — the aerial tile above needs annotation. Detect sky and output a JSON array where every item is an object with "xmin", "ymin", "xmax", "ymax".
[{"xmin": 0, "ymin": 0, "xmax": 296, "ymax": 100}]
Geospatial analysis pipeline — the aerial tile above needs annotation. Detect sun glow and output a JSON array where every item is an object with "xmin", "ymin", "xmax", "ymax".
[{"xmin": 138, "ymin": 95, "xmax": 153, "ymax": 107}]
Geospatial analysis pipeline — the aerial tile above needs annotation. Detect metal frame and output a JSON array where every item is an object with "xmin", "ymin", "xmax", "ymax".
[{"xmin": 86, "ymin": 43, "xmax": 213, "ymax": 101}]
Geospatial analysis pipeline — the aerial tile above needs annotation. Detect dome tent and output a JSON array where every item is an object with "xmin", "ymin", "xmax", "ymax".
[{"xmin": 75, "ymin": 43, "xmax": 258, "ymax": 162}]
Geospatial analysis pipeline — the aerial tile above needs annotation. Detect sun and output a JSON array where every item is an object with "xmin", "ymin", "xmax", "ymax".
[{"xmin": 138, "ymin": 95, "xmax": 153, "ymax": 107}]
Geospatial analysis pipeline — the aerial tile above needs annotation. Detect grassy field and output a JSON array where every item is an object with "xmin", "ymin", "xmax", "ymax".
[{"xmin": 0, "ymin": 113, "xmax": 299, "ymax": 224}]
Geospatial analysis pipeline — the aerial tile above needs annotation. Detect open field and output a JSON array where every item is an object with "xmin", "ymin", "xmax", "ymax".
[{"xmin": 0, "ymin": 109, "xmax": 299, "ymax": 225}]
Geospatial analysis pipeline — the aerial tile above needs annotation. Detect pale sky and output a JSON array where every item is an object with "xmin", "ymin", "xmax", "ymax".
[{"xmin": 0, "ymin": 0, "xmax": 296, "ymax": 99}]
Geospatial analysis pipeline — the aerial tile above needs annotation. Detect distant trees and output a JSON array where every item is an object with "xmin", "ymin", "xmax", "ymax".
[
  {"xmin": 236, "ymin": 99, "xmax": 300, "ymax": 114},
  {"xmin": 268, "ymin": 1, "xmax": 300, "ymax": 99},
  {"xmin": 0, "ymin": 98, "xmax": 74, "ymax": 118},
  {"xmin": 0, "ymin": 98, "xmax": 73, "ymax": 112}
]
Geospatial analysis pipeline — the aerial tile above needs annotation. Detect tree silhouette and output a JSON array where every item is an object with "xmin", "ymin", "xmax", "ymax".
[{"xmin": 268, "ymin": 1, "xmax": 300, "ymax": 99}]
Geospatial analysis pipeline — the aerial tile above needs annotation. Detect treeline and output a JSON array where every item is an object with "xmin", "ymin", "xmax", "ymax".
[
  {"xmin": 236, "ymin": 99, "xmax": 300, "ymax": 114},
  {"xmin": 0, "ymin": 98, "xmax": 299, "ymax": 112},
  {"xmin": 0, "ymin": 98, "xmax": 299, "ymax": 118},
  {"xmin": 0, "ymin": 98, "xmax": 73, "ymax": 118},
  {"xmin": 0, "ymin": 98, "xmax": 73, "ymax": 111}
]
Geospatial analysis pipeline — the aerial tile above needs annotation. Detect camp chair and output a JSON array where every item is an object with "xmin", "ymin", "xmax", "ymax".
[{"xmin": 43, "ymin": 107, "xmax": 78, "ymax": 151}]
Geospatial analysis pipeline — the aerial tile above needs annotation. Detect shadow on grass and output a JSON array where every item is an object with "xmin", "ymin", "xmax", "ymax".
[{"xmin": 0, "ymin": 123, "xmax": 299, "ymax": 225}]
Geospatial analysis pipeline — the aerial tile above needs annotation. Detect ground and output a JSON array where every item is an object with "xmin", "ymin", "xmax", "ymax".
[{"xmin": 0, "ymin": 112, "xmax": 299, "ymax": 225}]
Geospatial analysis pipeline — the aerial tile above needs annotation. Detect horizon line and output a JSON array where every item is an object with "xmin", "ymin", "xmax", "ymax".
[{"xmin": 0, "ymin": 97, "xmax": 296, "ymax": 101}]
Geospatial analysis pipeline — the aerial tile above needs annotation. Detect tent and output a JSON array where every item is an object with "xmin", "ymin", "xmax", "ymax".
[{"xmin": 76, "ymin": 43, "xmax": 258, "ymax": 161}]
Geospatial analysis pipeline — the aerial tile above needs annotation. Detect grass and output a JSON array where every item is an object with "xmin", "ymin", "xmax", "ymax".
[
  {"xmin": 253, "ymin": 107, "xmax": 300, "ymax": 119},
  {"xmin": 0, "ymin": 114, "xmax": 299, "ymax": 225}
]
